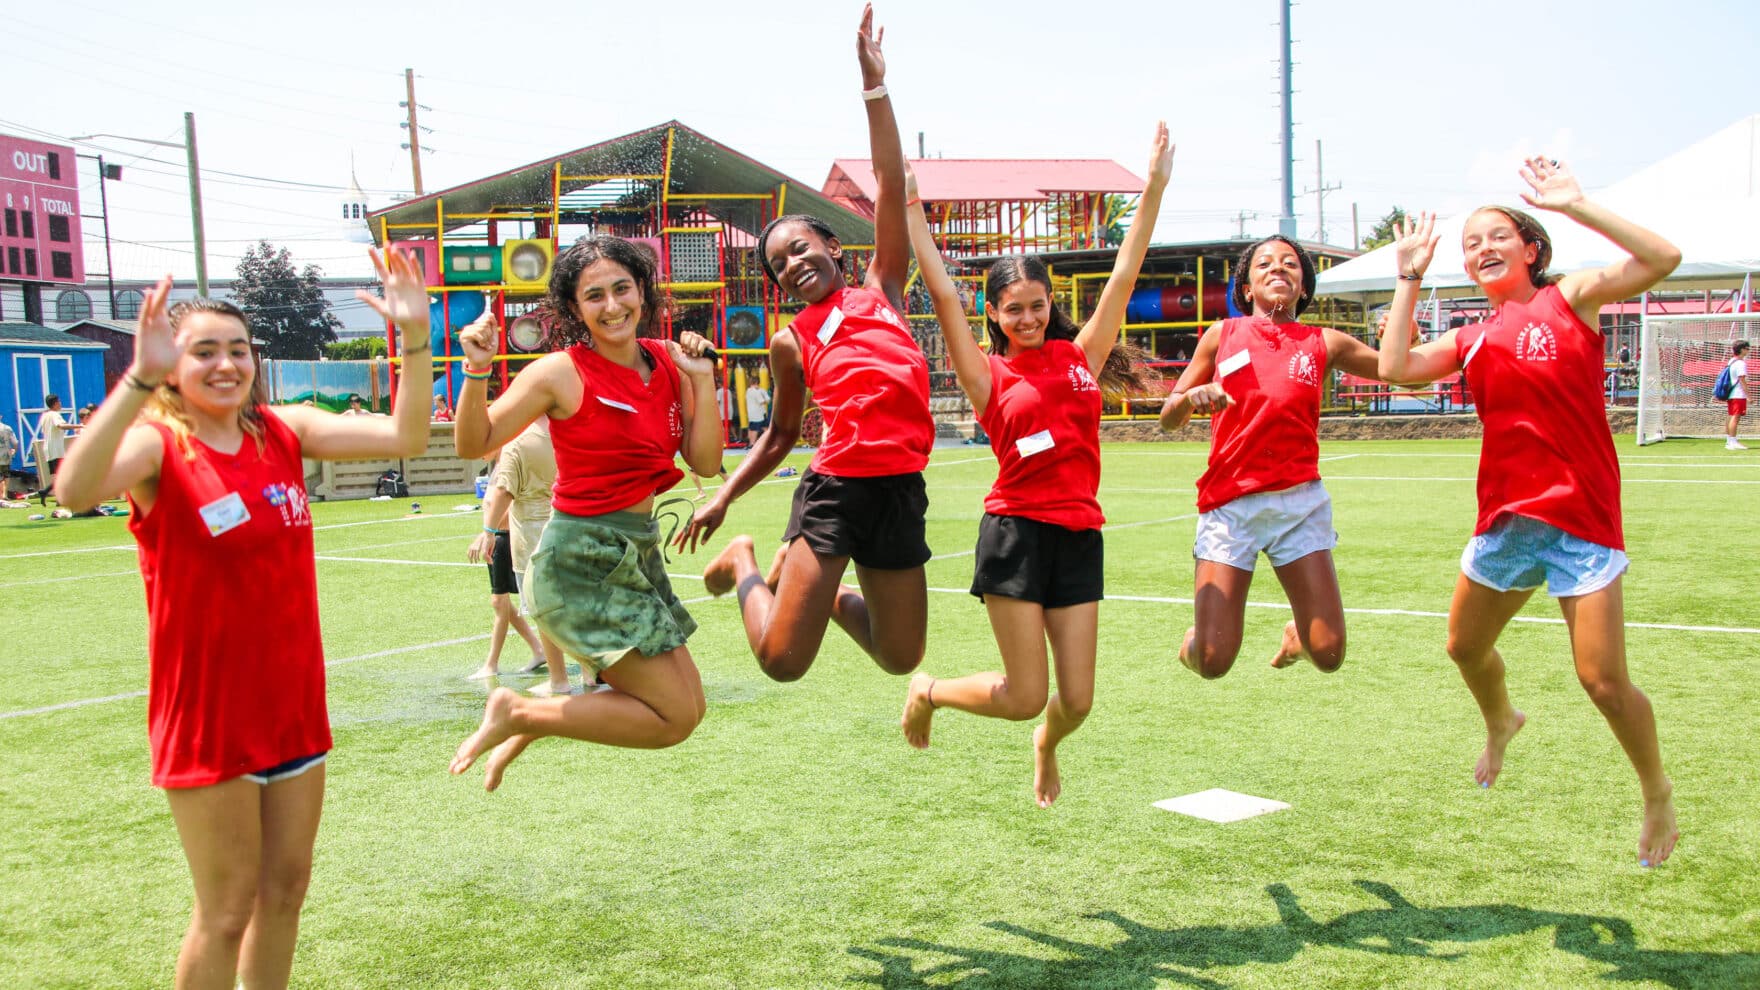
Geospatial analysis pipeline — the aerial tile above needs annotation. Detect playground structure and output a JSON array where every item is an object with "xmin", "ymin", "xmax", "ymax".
[{"xmin": 366, "ymin": 121, "xmax": 879, "ymax": 436}]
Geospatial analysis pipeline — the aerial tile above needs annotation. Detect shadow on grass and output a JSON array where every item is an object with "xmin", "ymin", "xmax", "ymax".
[{"xmin": 848, "ymin": 880, "xmax": 1759, "ymax": 989}]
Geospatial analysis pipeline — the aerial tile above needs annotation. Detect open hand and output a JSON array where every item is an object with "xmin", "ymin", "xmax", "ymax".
[
  {"xmin": 1518, "ymin": 157, "xmax": 1584, "ymax": 214},
  {"xmin": 1392, "ymin": 211, "xmax": 1439, "ymax": 280},
  {"xmin": 357, "ymin": 248, "xmax": 431, "ymax": 349},
  {"xmin": 673, "ymin": 499, "xmax": 727, "ymax": 554},
  {"xmin": 467, "ymin": 532, "xmax": 491, "ymax": 564},
  {"xmin": 856, "ymin": 4, "xmax": 886, "ymax": 88},
  {"xmin": 1146, "ymin": 121, "xmax": 1174, "ymax": 189},
  {"xmin": 130, "ymin": 275, "xmax": 180, "ymax": 385}
]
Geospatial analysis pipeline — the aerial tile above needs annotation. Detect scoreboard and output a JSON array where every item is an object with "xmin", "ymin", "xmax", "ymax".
[{"xmin": 0, "ymin": 134, "xmax": 83, "ymax": 285}]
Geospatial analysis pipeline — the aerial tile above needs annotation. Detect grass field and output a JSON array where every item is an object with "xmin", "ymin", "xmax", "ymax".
[{"xmin": 3, "ymin": 436, "xmax": 1758, "ymax": 989}]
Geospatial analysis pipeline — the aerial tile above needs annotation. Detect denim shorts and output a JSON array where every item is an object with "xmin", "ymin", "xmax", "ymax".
[
  {"xmin": 1193, "ymin": 480, "xmax": 1337, "ymax": 571},
  {"xmin": 1460, "ymin": 515, "xmax": 1628, "ymax": 597}
]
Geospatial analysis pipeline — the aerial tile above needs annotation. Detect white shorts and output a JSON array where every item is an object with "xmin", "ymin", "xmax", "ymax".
[
  {"xmin": 1193, "ymin": 480, "xmax": 1337, "ymax": 572},
  {"xmin": 1460, "ymin": 515, "xmax": 1628, "ymax": 598}
]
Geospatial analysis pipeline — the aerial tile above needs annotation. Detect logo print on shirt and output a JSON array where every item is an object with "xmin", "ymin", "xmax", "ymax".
[
  {"xmin": 875, "ymin": 301, "xmax": 907, "ymax": 331},
  {"xmin": 260, "ymin": 483, "xmax": 312, "ymax": 528},
  {"xmin": 1516, "ymin": 322, "xmax": 1557, "ymax": 361},
  {"xmin": 1287, "ymin": 351, "xmax": 1320, "ymax": 387},
  {"xmin": 667, "ymin": 401, "xmax": 684, "ymax": 442},
  {"xmin": 1066, "ymin": 363, "xmax": 1100, "ymax": 393}
]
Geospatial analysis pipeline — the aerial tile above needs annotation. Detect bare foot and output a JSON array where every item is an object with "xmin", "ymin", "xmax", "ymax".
[
  {"xmin": 482, "ymin": 734, "xmax": 536, "ymax": 792},
  {"xmin": 1474, "ymin": 710, "xmax": 1526, "ymax": 788},
  {"xmin": 451, "ymin": 687, "xmax": 520, "ymax": 776},
  {"xmin": 766, "ymin": 539, "xmax": 791, "ymax": 591},
  {"xmin": 1638, "ymin": 785, "xmax": 1680, "ymax": 867},
  {"xmin": 1269, "ymin": 619, "xmax": 1304, "ymax": 669},
  {"xmin": 900, "ymin": 673, "xmax": 936, "ymax": 750},
  {"xmin": 466, "ymin": 663, "xmax": 499, "ymax": 681},
  {"xmin": 703, "ymin": 534, "xmax": 755, "ymax": 597},
  {"xmin": 1177, "ymin": 626, "xmax": 1200, "ymax": 675},
  {"xmin": 1033, "ymin": 723, "xmax": 1061, "ymax": 808}
]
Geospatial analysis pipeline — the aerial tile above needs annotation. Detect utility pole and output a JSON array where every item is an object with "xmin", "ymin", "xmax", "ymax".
[
  {"xmin": 1351, "ymin": 202, "xmax": 1360, "ymax": 250},
  {"xmin": 1234, "ymin": 210, "xmax": 1258, "ymax": 238},
  {"xmin": 404, "ymin": 69, "xmax": 424, "ymax": 195},
  {"xmin": 1277, "ymin": 0, "xmax": 1296, "ymax": 238},
  {"xmin": 918, "ymin": 131, "xmax": 925, "ymax": 159},
  {"xmin": 184, "ymin": 112, "xmax": 208, "ymax": 297},
  {"xmin": 1301, "ymin": 139, "xmax": 1341, "ymax": 245}
]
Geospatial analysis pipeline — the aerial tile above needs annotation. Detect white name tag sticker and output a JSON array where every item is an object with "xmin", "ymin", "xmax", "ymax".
[
  {"xmin": 1015, "ymin": 429, "xmax": 1056, "ymax": 458},
  {"xmin": 817, "ymin": 307, "xmax": 845, "ymax": 345},
  {"xmin": 1217, "ymin": 349, "xmax": 1251, "ymax": 377},
  {"xmin": 198, "ymin": 491, "xmax": 251, "ymax": 537},
  {"xmin": 596, "ymin": 396, "xmax": 637, "ymax": 413},
  {"xmin": 1463, "ymin": 332, "xmax": 1487, "ymax": 368}
]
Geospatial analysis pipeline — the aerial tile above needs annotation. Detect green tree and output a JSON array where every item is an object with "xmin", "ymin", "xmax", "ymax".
[
  {"xmin": 1361, "ymin": 207, "xmax": 1408, "ymax": 251},
  {"xmin": 232, "ymin": 240, "xmax": 342, "ymax": 360},
  {"xmin": 325, "ymin": 337, "xmax": 388, "ymax": 361}
]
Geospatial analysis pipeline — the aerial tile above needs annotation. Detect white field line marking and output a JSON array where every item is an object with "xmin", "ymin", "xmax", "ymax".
[
  {"xmin": 0, "ymin": 633, "xmax": 494, "ymax": 722},
  {"xmin": 314, "ymin": 555, "xmax": 478, "ymax": 567},
  {"xmin": 0, "ymin": 511, "xmax": 474, "ymax": 561},
  {"xmin": 0, "ymin": 569, "xmax": 138, "ymax": 589},
  {"xmin": 1323, "ymin": 474, "xmax": 1760, "ymax": 486},
  {"xmin": 1317, "ymin": 453, "xmax": 1359, "ymax": 463},
  {"xmin": 692, "ymin": 453, "xmax": 997, "ymax": 497},
  {"xmin": 317, "ymin": 534, "xmax": 470, "ymax": 557}
]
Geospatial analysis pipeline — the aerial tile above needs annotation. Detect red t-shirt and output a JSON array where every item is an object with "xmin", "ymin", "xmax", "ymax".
[
  {"xmin": 978, "ymin": 338, "xmax": 1104, "ymax": 530},
  {"xmin": 127, "ymin": 411, "xmax": 329, "ymax": 789},
  {"xmin": 549, "ymin": 338, "xmax": 687, "ymax": 516},
  {"xmin": 1455, "ymin": 284, "xmax": 1623, "ymax": 549},
  {"xmin": 787, "ymin": 285, "xmax": 933, "ymax": 477},
  {"xmin": 1195, "ymin": 317, "xmax": 1327, "ymax": 512}
]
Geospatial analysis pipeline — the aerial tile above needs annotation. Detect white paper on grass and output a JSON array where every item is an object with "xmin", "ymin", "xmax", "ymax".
[{"xmin": 1154, "ymin": 788, "xmax": 1290, "ymax": 823}]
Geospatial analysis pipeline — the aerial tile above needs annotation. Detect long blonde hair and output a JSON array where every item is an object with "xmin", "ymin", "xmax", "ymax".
[{"xmin": 142, "ymin": 298, "xmax": 272, "ymax": 459}]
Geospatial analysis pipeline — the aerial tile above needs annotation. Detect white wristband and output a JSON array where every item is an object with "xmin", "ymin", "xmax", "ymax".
[{"xmin": 861, "ymin": 84, "xmax": 888, "ymax": 102}]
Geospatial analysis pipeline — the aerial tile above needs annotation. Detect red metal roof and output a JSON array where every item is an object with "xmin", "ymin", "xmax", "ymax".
[{"xmin": 825, "ymin": 159, "xmax": 1145, "ymax": 205}]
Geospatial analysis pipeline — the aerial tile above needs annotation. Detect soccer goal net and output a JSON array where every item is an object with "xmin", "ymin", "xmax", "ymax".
[{"xmin": 1636, "ymin": 312, "xmax": 1760, "ymax": 445}]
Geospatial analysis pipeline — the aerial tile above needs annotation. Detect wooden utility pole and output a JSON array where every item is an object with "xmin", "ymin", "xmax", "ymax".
[
  {"xmin": 1302, "ymin": 139, "xmax": 1341, "ymax": 244},
  {"xmin": 404, "ymin": 69, "xmax": 424, "ymax": 195}
]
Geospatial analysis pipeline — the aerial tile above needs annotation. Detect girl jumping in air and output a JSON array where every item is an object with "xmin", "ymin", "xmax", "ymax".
[
  {"xmin": 897, "ymin": 124, "xmax": 1172, "ymax": 807},
  {"xmin": 1378, "ymin": 158, "xmax": 1681, "ymax": 866}
]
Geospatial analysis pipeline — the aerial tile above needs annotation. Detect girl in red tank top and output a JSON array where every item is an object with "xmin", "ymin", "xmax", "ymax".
[
  {"xmin": 892, "ymin": 124, "xmax": 1172, "ymax": 808},
  {"xmin": 447, "ymin": 235, "xmax": 724, "ymax": 790},
  {"xmin": 675, "ymin": 8, "xmax": 938, "ymax": 690},
  {"xmin": 1378, "ymin": 158, "xmax": 1682, "ymax": 867},
  {"xmin": 52, "ymin": 251, "xmax": 436, "ymax": 988},
  {"xmin": 1158, "ymin": 235, "xmax": 1393, "ymax": 683}
]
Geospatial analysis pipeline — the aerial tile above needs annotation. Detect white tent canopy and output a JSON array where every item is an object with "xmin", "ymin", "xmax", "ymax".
[{"xmin": 1317, "ymin": 115, "xmax": 1760, "ymax": 297}]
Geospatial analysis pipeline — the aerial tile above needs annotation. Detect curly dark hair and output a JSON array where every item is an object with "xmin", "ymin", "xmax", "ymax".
[
  {"xmin": 1469, "ymin": 206, "xmax": 1561, "ymax": 288},
  {"xmin": 545, "ymin": 234, "xmax": 667, "ymax": 348},
  {"xmin": 984, "ymin": 256, "xmax": 1153, "ymax": 395},
  {"xmin": 1230, "ymin": 235, "xmax": 1317, "ymax": 317},
  {"xmin": 755, "ymin": 214, "xmax": 844, "ymax": 294}
]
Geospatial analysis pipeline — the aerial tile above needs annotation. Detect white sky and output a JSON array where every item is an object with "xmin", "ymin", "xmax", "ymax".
[{"xmin": 5, "ymin": 0, "xmax": 1756, "ymax": 282}]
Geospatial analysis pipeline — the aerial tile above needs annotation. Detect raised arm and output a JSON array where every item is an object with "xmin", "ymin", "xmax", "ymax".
[
  {"xmin": 274, "ymin": 249, "xmax": 436, "ymax": 459},
  {"xmin": 53, "ymin": 276, "xmax": 176, "ymax": 512},
  {"xmin": 1078, "ymin": 121, "xmax": 1174, "ymax": 373},
  {"xmin": 904, "ymin": 169, "xmax": 992, "ymax": 414},
  {"xmin": 1378, "ymin": 212, "xmax": 1463, "ymax": 385},
  {"xmin": 451, "ymin": 316, "xmax": 572, "ymax": 460},
  {"xmin": 856, "ymin": 3, "xmax": 910, "ymax": 309},
  {"xmin": 1158, "ymin": 322, "xmax": 1230, "ymax": 432},
  {"xmin": 674, "ymin": 334, "xmax": 806, "ymax": 553},
  {"xmin": 669, "ymin": 332, "xmax": 725, "ymax": 477},
  {"xmin": 1519, "ymin": 158, "xmax": 1681, "ymax": 321}
]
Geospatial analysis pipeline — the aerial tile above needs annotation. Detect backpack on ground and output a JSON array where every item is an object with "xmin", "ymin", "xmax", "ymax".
[{"xmin": 375, "ymin": 469, "xmax": 409, "ymax": 498}]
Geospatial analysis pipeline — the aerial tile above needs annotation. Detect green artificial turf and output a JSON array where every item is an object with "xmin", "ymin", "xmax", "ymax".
[{"xmin": 2, "ymin": 437, "xmax": 1756, "ymax": 988}]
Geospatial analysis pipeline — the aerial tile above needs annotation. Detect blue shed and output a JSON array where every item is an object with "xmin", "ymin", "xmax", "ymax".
[{"xmin": 0, "ymin": 323, "xmax": 109, "ymax": 478}]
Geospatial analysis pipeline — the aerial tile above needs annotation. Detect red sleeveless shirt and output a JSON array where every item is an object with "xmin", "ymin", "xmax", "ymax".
[
  {"xmin": 978, "ymin": 338, "xmax": 1104, "ymax": 530},
  {"xmin": 1195, "ymin": 317, "xmax": 1327, "ymax": 512},
  {"xmin": 1454, "ymin": 284, "xmax": 1623, "ymax": 549},
  {"xmin": 548, "ymin": 338, "xmax": 686, "ymax": 516},
  {"xmin": 786, "ymin": 285, "xmax": 933, "ymax": 477},
  {"xmin": 127, "ymin": 410, "xmax": 329, "ymax": 788}
]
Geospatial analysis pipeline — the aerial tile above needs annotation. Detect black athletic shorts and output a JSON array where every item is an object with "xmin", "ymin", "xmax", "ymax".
[
  {"xmin": 486, "ymin": 530, "xmax": 517, "ymax": 595},
  {"xmin": 969, "ymin": 513, "xmax": 1103, "ymax": 608},
  {"xmin": 782, "ymin": 470, "xmax": 930, "ymax": 570}
]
